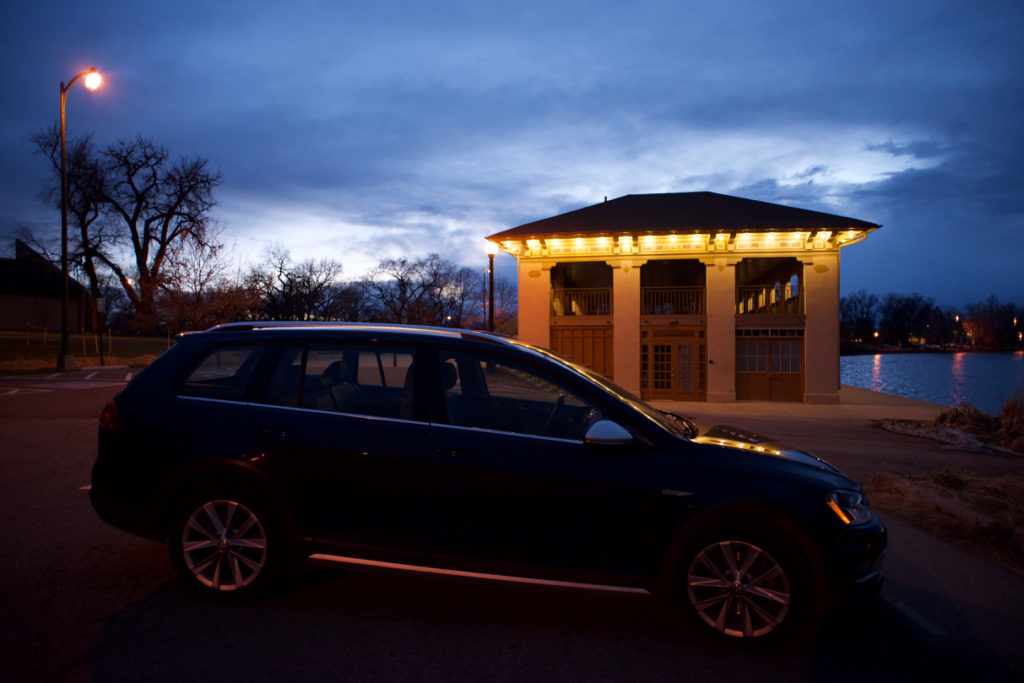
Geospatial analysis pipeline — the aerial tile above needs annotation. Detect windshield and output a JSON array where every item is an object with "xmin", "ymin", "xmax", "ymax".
[{"xmin": 505, "ymin": 338, "xmax": 696, "ymax": 439}]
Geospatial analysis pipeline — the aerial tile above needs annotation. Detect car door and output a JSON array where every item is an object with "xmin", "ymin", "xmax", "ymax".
[
  {"xmin": 426, "ymin": 346, "xmax": 682, "ymax": 582},
  {"xmin": 248, "ymin": 342, "xmax": 434, "ymax": 561}
]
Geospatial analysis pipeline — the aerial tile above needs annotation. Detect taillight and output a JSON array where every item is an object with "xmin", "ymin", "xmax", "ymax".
[{"xmin": 99, "ymin": 401, "xmax": 120, "ymax": 432}]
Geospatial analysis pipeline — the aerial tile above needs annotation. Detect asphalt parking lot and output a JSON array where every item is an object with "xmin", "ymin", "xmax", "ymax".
[{"xmin": 1, "ymin": 376, "xmax": 1022, "ymax": 681}]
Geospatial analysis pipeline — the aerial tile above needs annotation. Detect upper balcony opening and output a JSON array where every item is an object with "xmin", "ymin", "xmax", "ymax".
[
  {"xmin": 736, "ymin": 258, "xmax": 803, "ymax": 315},
  {"xmin": 641, "ymin": 259, "xmax": 705, "ymax": 315},
  {"xmin": 551, "ymin": 262, "xmax": 612, "ymax": 316}
]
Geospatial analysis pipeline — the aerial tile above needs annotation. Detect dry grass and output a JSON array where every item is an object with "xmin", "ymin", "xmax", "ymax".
[
  {"xmin": 868, "ymin": 469, "xmax": 1024, "ymax": 573},
  {"xmin": 934, "ymin": 398, "xmax": 1024, "ymax": 454},
  {"xmin": 0, "ymin": 331, "xmax": 171, "ymax": 371},
  {"xmin": 0, "ymin": 354, "xmax": 161, "ymax": 371}
]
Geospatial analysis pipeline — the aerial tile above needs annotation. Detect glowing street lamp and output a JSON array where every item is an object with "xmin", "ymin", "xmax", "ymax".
[
  {"xmin": 58, "ymin": 67, "xmax": 102, "ymax": 370},
  {"xmin": 485, "ymin": 241, "xmax": 499, "ymax": 332}
]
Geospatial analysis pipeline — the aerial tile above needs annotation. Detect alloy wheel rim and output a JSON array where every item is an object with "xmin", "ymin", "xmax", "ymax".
[
  {"xmin": 182, "ymin": 499, "xmax": 268, "ymax": 591},
  {"xmin": 686, "ymin": 540, "xmax": 791, "ymax": 638}
]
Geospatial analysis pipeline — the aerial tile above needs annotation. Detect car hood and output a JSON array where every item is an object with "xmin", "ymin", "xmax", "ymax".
[{"xmin": 693, "ymin": 425, "xmax": 840, "ymax": 474}]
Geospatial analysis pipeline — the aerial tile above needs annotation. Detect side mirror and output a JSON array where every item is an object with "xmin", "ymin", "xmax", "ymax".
[{"xmin": 583, "ymin": 420, "xmax": 633, "ymax": 447}]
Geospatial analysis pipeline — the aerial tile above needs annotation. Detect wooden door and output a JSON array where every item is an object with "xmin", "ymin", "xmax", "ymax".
[
  {"xmin": 642, "ymin": 333, "xmax": 706, "ymax": 401},
  {"xmin": 735, "ymin": 338, "xmax": 803, "ymax": 401}
]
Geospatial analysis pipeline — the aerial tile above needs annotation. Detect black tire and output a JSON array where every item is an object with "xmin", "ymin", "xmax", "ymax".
[
  {"xmin": 169, "ymin": 486, "xmax": 285, "ymax": 600},
  {"xmin": 679, "ymin": 526, "xmax": 812, "ymax": 643}
]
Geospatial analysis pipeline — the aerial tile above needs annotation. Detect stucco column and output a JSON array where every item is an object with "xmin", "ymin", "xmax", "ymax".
[
  {"xmin": 516, "ymin": 259, "xmax": 552, "ymax": 349},
  {"xmin": 803, "ymin": 253, "xmax": 840, "ymax": 404},
  {"xmin": 703, "ymin": 257, "xmax": 737, "ymax": 402},
  {"xmin": 610, "ymin": 259, "xmax": 642, "ymax": 395}
]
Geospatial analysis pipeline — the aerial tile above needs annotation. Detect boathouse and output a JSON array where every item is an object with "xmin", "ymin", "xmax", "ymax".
[{"xmin": 486, "ymin": 192, "xmax": 879, "ymax": 403}]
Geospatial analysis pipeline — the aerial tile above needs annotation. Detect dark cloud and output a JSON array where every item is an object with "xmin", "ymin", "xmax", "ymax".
[
  {"xmin": 2, "ymin": 0, "xmax": 1022, "ymax": 307},
  {"xmin": 865, "ymin": 140, "xmax": 950, "ymax": 160}
]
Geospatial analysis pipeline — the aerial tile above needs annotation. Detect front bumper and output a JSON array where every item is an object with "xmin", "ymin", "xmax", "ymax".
[{"xmin": 823, "ymin": 519, "xmax": 887, "ymax": 607}]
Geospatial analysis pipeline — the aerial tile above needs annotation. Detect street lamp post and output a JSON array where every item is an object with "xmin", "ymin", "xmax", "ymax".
[
  {"xmin": 485, "ymin": 242, "xmax": 499, "ymax": 332},
  {"xmin": 58, "ymin": 68, "xmax": 102, "ymax": 370}
]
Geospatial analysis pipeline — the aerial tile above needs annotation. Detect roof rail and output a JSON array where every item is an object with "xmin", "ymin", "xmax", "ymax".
[
  {"xmin": 204, "ymin": 321, "xmax": 509, "ymax": 341},
  {"xmin": 207, "ymin": 321, "xmax": 373, "ymax": 332}
]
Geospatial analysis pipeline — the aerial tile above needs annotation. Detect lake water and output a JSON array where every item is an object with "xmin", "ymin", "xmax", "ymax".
[{"xmin": 840, "ymin": 351, "xmax": 1024, "ymax": 415}]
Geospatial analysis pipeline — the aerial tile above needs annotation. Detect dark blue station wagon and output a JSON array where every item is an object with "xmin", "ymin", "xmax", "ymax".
[{"xmin": 90, "ymin": 322, "xmax": 885, "ymax": 642}]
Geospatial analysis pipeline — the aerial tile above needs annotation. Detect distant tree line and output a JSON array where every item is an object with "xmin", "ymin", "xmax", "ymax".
[
  {"xmin": 242, "ymin": 246, "xmax": 517, "ymax": 333},
  {"xmin": 26, "ymin": 127, "xmax": 516, "ymax": 336},
  {"xmin": 840, "ymin": 290, "xmax": 1023, "ymax": 350}
]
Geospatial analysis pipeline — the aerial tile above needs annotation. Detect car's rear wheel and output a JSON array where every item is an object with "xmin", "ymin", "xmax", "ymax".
[
  {"xmin": 681, "ymin": 530, "xmax": 810, "ymax": 642},
  {"xmin": 169, "ymin": 489, "xmax": 283, "ymax": 599}
]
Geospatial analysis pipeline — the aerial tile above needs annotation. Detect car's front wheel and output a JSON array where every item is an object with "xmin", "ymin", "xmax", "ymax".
[
  {"xmin": 681, "ymin": 529, "xmax": 810, "ymax": 642},
  {"xmin": 169, "ymin": 489, "xmax": 283, "ymax": 599}
]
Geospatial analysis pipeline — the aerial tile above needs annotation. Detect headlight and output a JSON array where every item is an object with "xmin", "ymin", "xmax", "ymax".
[{"xmin": 827, "ymin": 490, "xmax": 874, "ymax": 526}]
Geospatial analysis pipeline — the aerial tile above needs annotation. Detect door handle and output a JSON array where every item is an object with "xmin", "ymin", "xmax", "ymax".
[
  {"xmin": 436, "ymin": 448, "xmax": 479, "ymax": 462},
  {"xmin": 262, "ymin": 427, "xmax": 302, "ymax": 442}
]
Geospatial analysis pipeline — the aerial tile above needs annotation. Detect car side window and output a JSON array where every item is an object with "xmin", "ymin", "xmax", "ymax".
[
  {"xmin": 180, "ymin": 345, "xmax": 267, "ymax": 401},
  {"xmin": 440, "ymin": 351, "xmax": 601, "ymax": 440},
  {"xmin": 260, "ymin": 343, "xmax": 419, "ymax": 421},
  {"xmin": 263, "ymin": 344, "xmax": 305, "ymax": 407}
]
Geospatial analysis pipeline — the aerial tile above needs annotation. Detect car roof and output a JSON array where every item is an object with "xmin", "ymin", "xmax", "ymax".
[{"xmin": 184, "ymin": 321, "xmax": 514, "ymax": 346}]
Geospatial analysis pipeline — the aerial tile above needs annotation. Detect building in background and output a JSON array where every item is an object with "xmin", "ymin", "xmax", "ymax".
[
  {"xmin": 0, "ymin": 240, "xmax": 91, "ymax": 332},
  {"xmin": 487, "ymin": 192, "xmax": 879, "ymax": 403}
]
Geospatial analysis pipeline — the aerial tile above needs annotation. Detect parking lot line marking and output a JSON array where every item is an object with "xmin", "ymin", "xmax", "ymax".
[
  {"xmin": 28, "ymin": 381, "xmax": 125, "ymax": 390},
  {"xmin": 884, "ymin": 597, "xmax": 946, "ymax": 637},
  {"xmin": 0, "ymin": 387, "xmax": 50, "ymax": 395},
  {"xmin": 46, "ymin": 372, "xmax": 62, "ymax": 379},
  {"xmin": 85, "ymin": 372, "xmax": 97, "ymax": 380}
]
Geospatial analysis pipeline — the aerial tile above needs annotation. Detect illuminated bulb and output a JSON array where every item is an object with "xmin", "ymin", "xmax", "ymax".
[{"xmin": 84, "ymin": 70, "xmax": 102, "ymax": 90}]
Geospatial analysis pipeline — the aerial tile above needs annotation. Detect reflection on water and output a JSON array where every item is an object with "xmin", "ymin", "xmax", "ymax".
[
  {"xmin": 870, "ymin": 353, "xmax": 883, "ymax": 392},
  {"xmin": 951, "ymin": 353, "xmax": 966, "ymax": 407},
  {"xmin": 841, "ymin": 351, "xmax": 1024, "ymax": 414}
]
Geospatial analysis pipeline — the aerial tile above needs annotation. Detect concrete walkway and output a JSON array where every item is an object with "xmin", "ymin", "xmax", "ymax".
[
  {"xmin": 650, "ymin": 385, "xmax": 1020, "ymax": 482},
  {"xmin": 651, "ymin": 384, "xmax": 947, "ymax": 424}
]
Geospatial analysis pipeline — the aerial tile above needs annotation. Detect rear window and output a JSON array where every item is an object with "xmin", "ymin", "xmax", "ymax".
[
  {"xmin": 258, "ymin": 343, "xmax": 418, "ymax": 420},
  {"xmin": 179, "ymin": 345, "xmax": 268, "ymax": 401}
]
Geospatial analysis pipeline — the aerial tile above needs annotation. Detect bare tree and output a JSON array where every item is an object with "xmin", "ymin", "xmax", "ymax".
[
  {"xmin": 29, "ymin": 125, "xmax": 111, "ymax": 331},
  {"xmin": 248, "ymin": 245, "xmax": 344, "ymax": 320},
  {"xmin": 366, "ymin": 257, "xmax": 432, "ymax": 323},
  {"xmin": 878, "ymin": 292, "xmax": 934, "ymax": 345},
  {"xmin": 963, "ymin": 295, "xmax": 1021, "ymax": 349},
  {"xmin": 840, "ymin": 289, "xmax": 879, "ymax": 341},
  {"xmin": 366, "ymin": 254, "xmax": 480, "ymax": 326},
  {"xmin": 92, "ymin": 136, "xmax": 222, "ymax": 331},
  {"xmin": 493, "ymin": 276, "xmax": 518, "ymax": 334},
  {"xmin": 31, "ymin": 129, "xmax": 224, "ymax": 333},
  {"xmin": 333, "ymin": 280, "xmax": 378, "ymax": 322},
  {"xmin": 160, "ymin": 228, "xmax": 256, "ymax": 330}
]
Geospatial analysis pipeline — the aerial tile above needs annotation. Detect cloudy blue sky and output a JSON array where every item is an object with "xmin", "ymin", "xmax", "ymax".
[{"xmin": 2, "ymin": 0, "xmax": 1021, "ymax": 308}]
